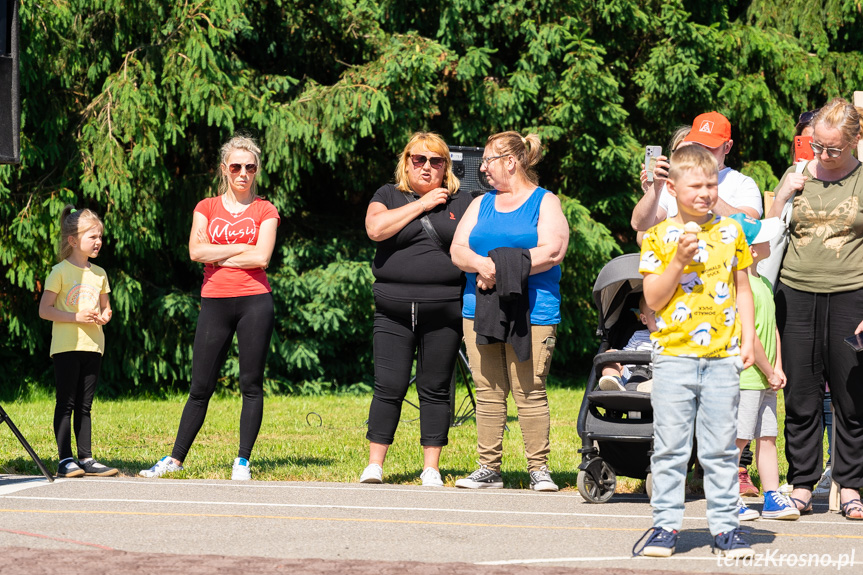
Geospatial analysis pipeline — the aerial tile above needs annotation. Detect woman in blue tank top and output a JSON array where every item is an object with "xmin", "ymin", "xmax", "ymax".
[{"xmin": 450, "ymin": 131, "xmax": 570, "ymax": 491}]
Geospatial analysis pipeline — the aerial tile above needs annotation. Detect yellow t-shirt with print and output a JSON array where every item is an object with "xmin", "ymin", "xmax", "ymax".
[
  {"xmin": 44, "ymin": 260, "xmax": 111, "ymax": 357},
  {"xmin": 639, "ymin": 215, "xmax": 753, "ymax": 358}
]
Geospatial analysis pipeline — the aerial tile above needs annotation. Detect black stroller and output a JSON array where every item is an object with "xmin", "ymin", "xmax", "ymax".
[{"xmin": 576, "ymin": 253, "xmax": 654, "ymax": 503}]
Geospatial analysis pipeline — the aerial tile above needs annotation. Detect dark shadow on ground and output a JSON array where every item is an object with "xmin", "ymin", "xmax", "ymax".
[{"xmin": 671, "ymin": 527, "xmax": 778, "ymax": 555}]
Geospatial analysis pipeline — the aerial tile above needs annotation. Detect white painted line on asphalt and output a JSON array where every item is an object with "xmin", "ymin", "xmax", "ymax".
[
  {"xmin": 478, "ymin": 556, "xmax": 636, "ymax": 564},
  {"xmin": 1, "ymin": 494, "xmax": 669, "ymax": 520},
  {"xmin": 0, "ymin": 478, "xmax": 62, "ymax": 495},
  {"xmin": 6, "ymin": 493, "xmax": 850, "ymax": 526},
  {"xmin": 72, "ymin": 478, "xmax": 657, "ymax": 502},
  {"xmin": 74, "ymin": 478, "xmax": 586, "ymax": 496},
  {"xmin": 479, "ymin": 555, "xmax": 862, "ymax": 566}
]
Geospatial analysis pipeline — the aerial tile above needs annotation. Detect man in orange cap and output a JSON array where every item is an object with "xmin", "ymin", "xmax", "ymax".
[{"xmin": 632, "ymin": 112, "xmax": 763, "ymax": 230}]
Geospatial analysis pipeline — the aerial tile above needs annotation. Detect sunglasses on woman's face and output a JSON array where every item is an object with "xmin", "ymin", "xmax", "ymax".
[
  {"xmin": 409, "ymin": 154, "xmax": 445, "ymax": 169},
  {"xmin": 227, "ymin": 163, "xmax": 258, "ymax": 174},
  {"xmin": 809, "ymin": 141, "xmax": 848, "ymax": 158}
]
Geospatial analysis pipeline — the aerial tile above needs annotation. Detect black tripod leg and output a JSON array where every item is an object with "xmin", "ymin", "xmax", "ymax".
[
  {"xmin": 458, "ymin": 349, "xmax": 476, "ymax": 412},
  {"xmin": 450, "ymin": 348, "xmax": 477, "ymax": 426},
  {"xmin": 0, "ymin": 406, "xmax": 54, "ymax": 482},
  {"xmin": 404, "ymin": 374, "xmax": 420, "ymax": 411},
  {"xmin": 448, "ymin": 366, "xmax": 458, "ymax": 426}
]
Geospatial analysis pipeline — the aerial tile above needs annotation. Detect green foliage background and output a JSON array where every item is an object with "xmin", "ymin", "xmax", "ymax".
[{"xmin": 1, "ymin": 0, "xmax": 861, "ymax": 395}]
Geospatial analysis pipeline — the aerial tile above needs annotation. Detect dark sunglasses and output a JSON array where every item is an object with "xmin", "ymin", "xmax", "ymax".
[
  {"xmin": 409, "ymin": 154, "xmax": 445, "ymax": 169},
  {"xmin": 227, "ymin": 163, "xmax": 258, "ymax": 174},
  {"xmin": 797, "ymin": 108, "xmax": 821, "ymax": 126}
]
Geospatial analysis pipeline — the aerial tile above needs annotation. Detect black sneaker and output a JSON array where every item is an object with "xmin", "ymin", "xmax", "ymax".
[
  {"xmin": 455, "ymin": 465, "xmax": 503, "ymax": 489},
  {"xmin": 79, "ymin": 459, "xmax": 119, "ymax": 477},
  {"xmin": 57, "ymin": 459, "xmax": 85, "ymax": 478},
  {"xmin": 529, "ymin": 466, "xmax": 559, "ymax": 492},
  {"xmin": 632, "ymin": 526, "xmax": 679, "ymax": 557},
  {"xmin": 713, "ymin": 527, "xmax": 754, "ymax": 558}
]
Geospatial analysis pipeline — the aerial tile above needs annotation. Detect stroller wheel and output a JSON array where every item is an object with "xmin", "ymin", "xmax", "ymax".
[{"xmin": 577, "ymin": 460, "xmax": 616, "ymax": 503}]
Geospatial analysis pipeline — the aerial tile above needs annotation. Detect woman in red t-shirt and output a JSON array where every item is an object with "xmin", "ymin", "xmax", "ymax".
[{"xmin": 140, "ymin": 135, "xmax": 280, "ymax": 481}]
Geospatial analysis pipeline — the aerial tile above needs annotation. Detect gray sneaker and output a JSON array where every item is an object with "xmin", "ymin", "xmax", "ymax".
[
  {"xmin": 455, "ymin": 465, "xmax": 503, "ymax": 489},
  {"xmin": 813, "ymin": 467, "xmax": 832, "ymax": 496},
  {"xmin": 529, "ymin": 466, "xmax": 559, "ymax": 492},
  {"xmin": 139, "ymin": 456, "xmax": 183, "ymax": 478}
]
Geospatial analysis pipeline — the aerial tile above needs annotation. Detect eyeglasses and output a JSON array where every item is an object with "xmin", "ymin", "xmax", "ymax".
[
  {"xmin": 481, "ymin": 155, "xmax": 508, "ymax": 166},
  {"xmin": 409, "ymin": 155, "xmax": 445, "ymax": 169},
  {"xmin": 809, "ymin": 141, "xmax": 849, "ymax": 158},
  {"xmin": 227, "ymin": 163, "xmax": 258, "ymax": 174}
]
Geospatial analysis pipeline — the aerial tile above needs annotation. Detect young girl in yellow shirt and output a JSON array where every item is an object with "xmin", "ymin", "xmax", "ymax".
[{"xmin": 39, "ymin": 205, "xmax": 117, "ymax": 478}]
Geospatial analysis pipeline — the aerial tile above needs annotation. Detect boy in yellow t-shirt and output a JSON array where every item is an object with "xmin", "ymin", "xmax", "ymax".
[{"xmin": 632, "ymin": 146, "xmax": 756, "ymax": 559}]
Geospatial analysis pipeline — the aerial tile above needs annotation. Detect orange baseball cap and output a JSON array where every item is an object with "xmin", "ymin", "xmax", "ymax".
[{"xmin": 683, "ymin": 112, "xmax": 732, "ymax": 148}]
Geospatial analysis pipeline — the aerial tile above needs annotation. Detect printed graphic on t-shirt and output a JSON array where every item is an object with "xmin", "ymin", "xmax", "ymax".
[
  {"xmin": 639, "ymin": 215, "xmax": 752, "ymax": 358},
  {"xmin": 795, "ymin": 195, "xmax": 858, "ymax": 254},
  {"xmin": 208, "ymin": 217, "xmax": 258, "ymax": 245},
  {"xmin": 65, "ymin": 282, "xmax": 100, "ymax": 309}
]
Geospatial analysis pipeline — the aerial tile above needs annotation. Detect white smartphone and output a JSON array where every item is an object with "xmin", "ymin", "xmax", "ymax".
[{"xmin": 645, "ymin": 146, "xmax": 662, "ymax": 182}]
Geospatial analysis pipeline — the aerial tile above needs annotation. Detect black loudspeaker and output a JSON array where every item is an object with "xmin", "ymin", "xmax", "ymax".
[
  {"xmin": 450, "ymin": 145, "xmax": 492, "ymax": 197},
  {"xmin": 1, "ymin": 0, "xmax": 21, "ymax": 164}
]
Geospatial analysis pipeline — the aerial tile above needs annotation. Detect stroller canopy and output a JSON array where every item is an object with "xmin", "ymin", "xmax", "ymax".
[{"xmin": 592, "ymin": 253, "xmax": 644, "ymax": 337}]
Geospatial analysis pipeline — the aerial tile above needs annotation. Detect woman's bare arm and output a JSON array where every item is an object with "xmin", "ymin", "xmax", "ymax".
[{"xmin": 188, "ymin": 211, "xmax": 251, "ymax": 263}]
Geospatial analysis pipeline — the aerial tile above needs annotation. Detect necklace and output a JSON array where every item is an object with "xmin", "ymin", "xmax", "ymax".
[{"xmin": 222, "ymin": 194, "xmax": 254, "ymax": 217}]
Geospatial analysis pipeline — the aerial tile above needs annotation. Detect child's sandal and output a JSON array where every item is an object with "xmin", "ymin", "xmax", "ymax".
[{"xmin": 840, "ymin": 498, "xmax": 863, "ymax": 520}]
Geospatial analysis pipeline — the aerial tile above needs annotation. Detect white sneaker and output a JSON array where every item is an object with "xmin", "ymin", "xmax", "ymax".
[
  {"xmin": 738, "ymin": 497, "xmax": 760, "ymax": 521},
  {"xmin": 231, "ymin": 457, "xmax": 251, "ymax": 481},
  {"xmin": 139, "ymin": 456, "xmax": 183, "ymax": 478},
  {"xmin": 813, "ymin": 467, "xmax": 832, "ymax": 496},
  {"xmin": 360, "ymin": 463, "xmax": 383, "ymax": 484},
  {"xmin": 598, "ymin": 375, "xmax": 625, "ymax": 391},
  {"xmin": 420, "ymin": 467, "xmax": 444, "ymax": 487}
]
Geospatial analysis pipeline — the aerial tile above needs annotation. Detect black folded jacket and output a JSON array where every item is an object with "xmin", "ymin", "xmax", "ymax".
[{"xmin": 474, "ymin": 247, "xmax": 532, "ymax": 362}]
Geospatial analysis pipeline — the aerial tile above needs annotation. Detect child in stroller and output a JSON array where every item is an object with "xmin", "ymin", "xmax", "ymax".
[
  {"xmin": 598, "ymin": 294, "xmax": 657, "ymax": 393},
  {"xmin": 576, "ymin": 253, "xmax": 655, "ymax": 503}
]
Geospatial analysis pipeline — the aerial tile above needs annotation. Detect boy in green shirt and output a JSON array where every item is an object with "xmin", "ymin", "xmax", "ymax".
[{"xmin": 728, "ymin": 213, "xmax": 801, "ymax": 522}]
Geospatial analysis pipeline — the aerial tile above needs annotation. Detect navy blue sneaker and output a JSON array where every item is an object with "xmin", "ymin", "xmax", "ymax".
[
  {"xmin": 713, "ymin": 527, "xmax": 754, "ymax": 558},
  {"xmin": 632, "ymin": 527, "xmax": 679, "ymax": 557}
]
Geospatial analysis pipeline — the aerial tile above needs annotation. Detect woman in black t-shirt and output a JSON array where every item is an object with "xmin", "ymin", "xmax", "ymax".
[{"xmin": 361, "ymin": 132, "xmax": 472, "ymax": 486}]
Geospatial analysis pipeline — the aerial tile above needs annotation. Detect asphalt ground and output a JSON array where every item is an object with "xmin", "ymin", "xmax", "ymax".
[{"xmin": 1, "ymin": 474, "xmax": 861, "ymax": 574}]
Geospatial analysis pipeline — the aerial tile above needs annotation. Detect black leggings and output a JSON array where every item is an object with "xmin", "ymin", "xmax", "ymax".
[
  {"xmin": 367, "ymin": 296, "xmax": 462, "ymax": 447},
  {"xmin": 172, "ymin": 293, "xmax": 274, "ymax": 462},
  {"xmin": 775, "ymin": 282, "xmax": 863, "ymax": 490},
  {"xmin": 53, "ymin": 351, "xmax": 101, "ymax": 461}
]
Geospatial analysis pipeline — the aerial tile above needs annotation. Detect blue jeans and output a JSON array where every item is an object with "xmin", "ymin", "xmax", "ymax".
[{"xmin": 650, "ymin": 354, "xmax": 743, "ymax": 535}]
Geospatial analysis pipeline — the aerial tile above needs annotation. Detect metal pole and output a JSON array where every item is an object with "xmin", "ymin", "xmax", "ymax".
[{"xmin": 0, "ymin": 405, "xmax": 54, "ymax": 482}]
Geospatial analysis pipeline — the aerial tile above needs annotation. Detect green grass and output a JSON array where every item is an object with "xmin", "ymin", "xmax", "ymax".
[
  {"xmin": 0, "ymin": 386, "xmax": 583, "ymax": 489},
  {"xmin": 0, "ymin": 387, "xmax": 817, "ymax": 491}
]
